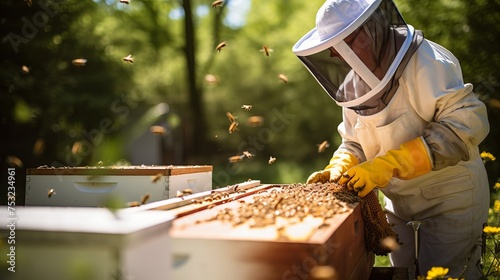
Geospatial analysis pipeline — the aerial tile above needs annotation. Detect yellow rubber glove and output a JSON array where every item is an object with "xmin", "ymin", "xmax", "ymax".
[
  {"xmin": 307, "ymin": 151, "xmax": 359, "ymax": 183},
  {"xmin": 338, "ymin": 137, "xmax": 433, "ymax": 197}
]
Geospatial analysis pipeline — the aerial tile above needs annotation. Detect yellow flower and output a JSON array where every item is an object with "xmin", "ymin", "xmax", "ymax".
[
  {"xmin": 495, "ymin": 200, "xmax": 500, "ymax": 213},
  {"xmin": 495, "ymin": 182, "xmax": 500, "ymax": 191},
  {"xmin": 481, "ymin": 151, "xmax": 496, "ymax": 162},
  {"xmin": 426, "ymin": 267, "xmax": 449, "ymax": 279},
  {"xmin": 483, "ymin": 226, "xmax": 500, "ymax": 235}
]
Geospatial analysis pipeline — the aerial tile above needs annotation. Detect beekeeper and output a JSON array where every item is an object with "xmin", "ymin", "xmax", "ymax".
[{"xmin": 293, "ymin": 0, "xmax": 490, "ymax": 278}]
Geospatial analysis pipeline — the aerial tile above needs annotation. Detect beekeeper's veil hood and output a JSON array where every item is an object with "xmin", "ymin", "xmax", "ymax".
[{"xmin": 293, "ymin": 0, "xmax": 423, "ymax": 115}]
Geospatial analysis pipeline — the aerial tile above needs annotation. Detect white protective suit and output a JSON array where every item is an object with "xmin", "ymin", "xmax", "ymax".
[{"xmin": 293, "ymin": 0, "xmax": 490, "ymax": 278}]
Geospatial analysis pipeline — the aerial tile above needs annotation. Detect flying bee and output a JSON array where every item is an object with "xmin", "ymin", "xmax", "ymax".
[
  {"xmin": 71, "ymin": 141, "xmax": 82, "ymax": 154},
  {"xmin": 205, "ymin": 74, "xmax": 219, "ymax": 85},
  {"xmin": 33, "ymin": 138, "xmax": 45, "ymax": 155},
  {"xmin": 21, "ymin": 65, "xmax": 30, "ymax": 74},
  {"xmin": 122, "ymin": 54, "xmax": 134, "ymax": 63},
  {"xmin": 259, "ymin": 45, "xmax": 273, "ymax": 57},
  {"xmin": 317, "ymin": 140, "xmax": 330, "ymax": 153},
  {"xmin": 24, "ymin": 0, "xmax": 32, "ymax": 7},
  {"xmin": 241, "ymin": 105, "xmax": 252, "ymax": 111},
  {"xmin": 243, "ymin": 151, "xmax": 255, "ymax": 159},
  {"xmin": 140, "ymin": 193, "xmax": 150, "ymax": 205},
  {"xmin": 268, "ymin": 156, "xmax": 277, "ymax": 164},
  {"xmin": 72, "ymin": 58, "xmax": 87, "ymax": 67},
  {"xmin": 211, "ymin": 0, "xmax": 223, "ymax": 8},
  {"xmin": 278, "ymin": 73, "xmax": 289, "ymax": 83},
  {"xmin": 247, "ymin": 116, "xmax": 264, "ymax": 127},
  {"xmin": 229, "ymin": 121, "xmax": 239, "ymax": 133},
  {"xmin": 176, "ymin": 190, "xmax": 185, "ymax": 198},
  {"xmin": 48, "ymin": 189, "xmax": 56, "ymax": 198},
  {"xmin": 216, "ymin": 41, "xmax": 227, "ymax": 52},
  {"xmin": 119, "ymin": 0, "xmax": 130, "ymax": 4},
  {"xmin": 226, "ymin": 112, "xmax": 237, "ymax": 123},
  {"xmin": 151, "ymin": 173, "xmax": 163, "ymax": 183},
  {"xmin": 150, "ymin": 125, "xmax": 167, "ymax": 135},
  {"xmin": 6, "ymin": 156, "xmax": 23, "ymax": 168},
  {"xmin": 182, "ymin": 188, "xmax": 193, "ymax": 195},
  {"xmin": 228, "ymin": 154, "xmax": 245, "ymax": 163}
]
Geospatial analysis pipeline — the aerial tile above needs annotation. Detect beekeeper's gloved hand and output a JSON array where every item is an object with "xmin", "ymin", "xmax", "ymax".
[
  {"xmin": 307, "ymin": 151, "xmax": 359, "ymax": 184},
  {"xmin": 339, "ymin": 137, "xmax": 433, "ymax": 197}
]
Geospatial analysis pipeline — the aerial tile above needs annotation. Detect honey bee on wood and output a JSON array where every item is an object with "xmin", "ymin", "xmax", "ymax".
[
  {"xmin": 48, "ymin": 189, "xmax": 56, "ymax": 198},
  {"xmin": 122, "ymin": 54, "xmax": 134, "ymax": 63},
  {"xmin": 215, "ymin": 41, "xmax": 226, "ymax": 52},
  {"xmin": 228, "ymin": 121, "xmax": 239, "ymax": 134},
  {"xmin": 119, "ymin": 0, "xmax": 130, "ymax": 4},
  {"xmin": 278, "ymin": 73, "xmax": 289, "ymax": 83},
  {"xmin": 211, "ymin": 0, "xmax": 223, "ymax": 8},
  {"xmin": 127, "ymin": 201, "xmax": 140, "ymax": 207},
  {"xmin": 151, "ymin": 173, "xmax": 163, "ymax": 183},
  {"xmin": 259, "ymin": 45, "xmax": 273, "ymax": 57},
  {"xmin": 140, "ymin": 193, "xmax": 150, "ymax": 205},
  {"xmin": 241, "ymin": 105, "xmax": 252, "ymax": 111},
  {"xmin": 72, "ymin": 58, "xmax": 87, "ymax": 67},
  {"xmin": 243, "ymin": 151, "xmax": 255, "ymax": 159},
  {"xmin": 150, "ymin": 125, "xmax": 167, "ymax": 135},
  {"xmin": 247, "ymin": 116, "xmax": 264, "ymax": 127},
  {"xmin": 182, "ymin": 189, "xmax": 193, "ymax": 195},
  {"xmin": 268, "ymin": 156, "xmax": 277, "ymax": 164},
  {"xmin": 21, "ymin": 65, "xmax": 30, "ymax": 74},
  {"xmin": 6, "ymin": 156, "xmax": 23, "ymax": 168},
  {"xmin": 317, "ymin": 140, "xmax": 330, "ymax": 153}
]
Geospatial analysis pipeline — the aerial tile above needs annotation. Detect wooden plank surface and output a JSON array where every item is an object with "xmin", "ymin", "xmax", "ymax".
[{"xmin": 26, "ymin": 165, "xmax": 213, "ymax": 176}]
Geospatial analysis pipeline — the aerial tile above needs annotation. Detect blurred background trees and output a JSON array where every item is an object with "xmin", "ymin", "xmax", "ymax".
[{"xmin": 1, "ymin": 0, "xmax": 499, "ymax": 203}]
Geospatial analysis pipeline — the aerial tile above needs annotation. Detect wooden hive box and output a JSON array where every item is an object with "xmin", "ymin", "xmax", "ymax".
[
  {"xmin": 167, "ymin": 184, "xmax": 374, "ymax": 280},
  {"xmin": 25, "ymin": 165, "xmax": 212, "ymax": 207}
]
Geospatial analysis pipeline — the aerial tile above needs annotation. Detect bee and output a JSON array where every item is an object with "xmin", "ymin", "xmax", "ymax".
[
  {"xmin": 122, "ymin": 54, "xmax": 134, "ymax": 63},
  {"xmin": 140, "ymin": 193, "xmax": 150, "ymax": 205},
  {"xmin": 228, "ymin": 155, "xmax": 244, "ymax": 163},
  {"xmin": 259, "ymin": 45, "xmax": 273, "ymax": 57},
  {"xmin": 21, "ymin": 65, "xmax": 30, "ymax": 74},
  {"xmin": 228, "ymin": 121, "xmax": 239, "ymax": 133},
  {"xmin": 211, "ymin": 0, "xmax": 223, "ymax": 8},
  {"xmin": 128, "ymin": 201, "xmax": 140, "ymax": 207},
  {"xmin": 226, "ymin": 112, "xmax": 237, "ymax": 123},
  {"xmin": 24, "ymin": 0, "xmax": 32, "ymax": 7},
  {"xmin": 151, "ymin": 173, "xmax": 163, "ymax": 183},
  {"xmin": 72, "ymin": 58, "xmax": 87, "ymax": 67},
  {"xmin": 182, "ymin": 188, "xmax": 193, "ymax": 195},
  {"xmin": 278, "ymin": 73, "xmax": 289, "ymax": 83},
  {"xmin": 268, "ymin": 156, "xmax": 277, "ymax": 164},
  {"xmin": 150, "ymin": 125, "xmax": 166, "ymax": 135},
  {"xmin": 241, "ymin": 105, "xmax": 252, "ymax": 111},
  {"xmin": 48, "ymin": 189, "xmax": 56, "ymax": 198},
  {"xmin": 71, "ymin": 141, "xmax": 82, "ymax": 154},
  {"xmin": 205, "ymin": 74, "xmax": 219, "ymax": 85},
  {"xmin": 243, "ymin": 151, "xmax": 255, "ymax": 159},
  {"xmin": 119, "ymin": 0, "xmax": 130, "ymax": 4},
  {"xmin": 176, "ymin": 190, "xmax": 185, "ymax": 198},
  {"xmin": 6, "ymin": 156, "xmax": 23, "ymax": 168},
  {"xmin": 317, "ymin": 140, "xmax": 330, "ymax": 153},
  {"xmin": 247, "ymin": 116, "xmax": 264, "ymax": 127},
  {"xmin": 216, "ymin": 41, "xmax": 226, "ymax": 52},
  {"xmin": 33, "ymin": 138, "xmax": 45, "ymax": 155}
]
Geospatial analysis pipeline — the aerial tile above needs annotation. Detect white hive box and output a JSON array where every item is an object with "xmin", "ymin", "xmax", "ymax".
[
  {"xmin": 25, "ymin": 165, "xmax": 212, "ymax": 207},
  {"xmin": 0, "ymin": 206, "xmax": 174, "ymax": 280}
]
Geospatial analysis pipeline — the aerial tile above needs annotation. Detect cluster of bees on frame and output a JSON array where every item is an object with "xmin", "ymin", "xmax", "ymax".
[{"xmin": 195, "ymin": 182, "xmax": 361, "ymax": 232}]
